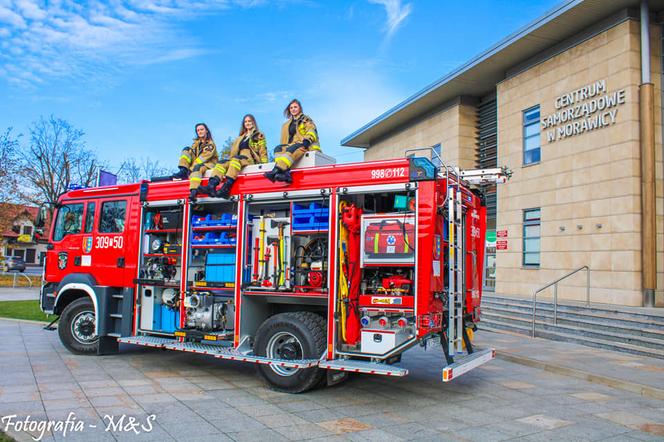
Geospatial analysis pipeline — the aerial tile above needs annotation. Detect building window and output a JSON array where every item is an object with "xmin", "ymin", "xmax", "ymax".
[
  {"xmin": 431, "ymin": 143, "xmax": 442, "ymax": 168},
  {"xmin": 99, "ymin": 200, "xmax": 127, "ymax": 233},
  {"xmin": 22, "ymin": 226, "xmax": 32, "ymax": 235},
  {"xmin": 523, "ymin": 208, "xmax": 540, "ymax": 267},
  {"xmin": 523, "ymin": 106, "xmax": 541, "ymax": 165}
]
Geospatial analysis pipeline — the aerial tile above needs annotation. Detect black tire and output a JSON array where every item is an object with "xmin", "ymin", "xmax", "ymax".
[
  {"xmin": 254, "ymin": 312, "xmax": 326, "ymax": 393},
  {"xmin": 58, "ymin": 297, "xmax": 99, "ymax": 355}
]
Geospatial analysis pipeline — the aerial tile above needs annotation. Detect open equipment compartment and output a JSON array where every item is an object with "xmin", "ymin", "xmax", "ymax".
[
  {"xmin": 243, "ymin": 198, "xmax": 330, "ymax": 293},
  {"xmin": 292, "ymin": 200, "xmax": 330, "ymax": 294},
  {"xmin": 235, "ymin": 195, "xmax": 331, "ymax": 346},
  {"xmin": 335, "ymin": 190, "xmax": 418, "ymax": 357},
  {"xmin": 136, "ymin": 203, "xmax": 184, "ymax": 335},
  {"xmin": 183, "ymin": 200, "xmax": 238, "ymax": 338}
]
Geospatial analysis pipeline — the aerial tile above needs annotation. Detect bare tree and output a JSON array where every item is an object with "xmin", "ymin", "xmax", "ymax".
[
  {"xmin": 23, "ymin": 116, "xmax": 102, "ymax": 207},
  {"xmin": 118, "ymin": 157, "xmax": 170, "ymax": 183},
  {"xmin": 0, "ymin": 128, "xmax": 22, "ymax": 205}
]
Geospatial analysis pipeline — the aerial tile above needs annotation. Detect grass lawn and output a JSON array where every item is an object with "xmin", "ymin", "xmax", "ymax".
[
  {"xmin": 0, "ymin": 300, "xmax": 57, "ymax": 322},
  {"xmin": 0, "ymin": 431, "xmax": 16, "ymax": 442}
]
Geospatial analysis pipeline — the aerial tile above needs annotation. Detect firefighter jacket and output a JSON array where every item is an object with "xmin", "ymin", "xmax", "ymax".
[
  {"xmin": 178, "ymin": 138, "xmax": 218, "ymax": 171},
  {"xmin": 230, "ymin": 130, "xmax": 268, "ymax": 164},
  {"xmin": 279, "ymin": 114, "xmax": 320, "ymax": 151}
]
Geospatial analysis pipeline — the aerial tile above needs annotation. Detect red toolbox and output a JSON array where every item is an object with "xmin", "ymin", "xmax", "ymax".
[{"xmin": 360, "ymin": 214, "xmax": 415, "ymax": 266}]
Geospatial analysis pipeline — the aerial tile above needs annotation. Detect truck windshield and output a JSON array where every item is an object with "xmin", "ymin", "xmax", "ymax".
[{"xmin": 53, "ymin": 203, "xmax": 84, "ymax": 241}]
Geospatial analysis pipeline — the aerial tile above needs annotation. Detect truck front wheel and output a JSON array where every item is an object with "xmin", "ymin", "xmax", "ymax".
[
  {"xmin": 254, "ymin": 312, "xmax": 326, "ymax": 393},
  {"xmin": 58, "ymin": 297, "xmax": 99, "ymax": 355}
]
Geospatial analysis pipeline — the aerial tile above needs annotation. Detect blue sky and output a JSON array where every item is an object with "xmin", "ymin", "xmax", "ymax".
[{"xmin": 0, "ymin": 0, "xmax": 559, "ymax": 172}]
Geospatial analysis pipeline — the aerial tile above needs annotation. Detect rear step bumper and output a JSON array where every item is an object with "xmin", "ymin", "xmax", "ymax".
[{"xmin": 442, "ymin": 348, "xmax": 495, "ymax": 382}]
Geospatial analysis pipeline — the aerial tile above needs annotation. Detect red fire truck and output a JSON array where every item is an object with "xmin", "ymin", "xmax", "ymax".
[{"xmin": 38, "ymin": 151, "xmax": 508, "ymax": 392}]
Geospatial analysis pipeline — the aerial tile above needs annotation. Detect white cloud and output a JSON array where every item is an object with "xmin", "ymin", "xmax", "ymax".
[
  {"xmin": 368, "ymin": 0, "xmax": 412, "ymax": 38},
  {"xmin": 0, "ymin": 6, "xmax": 27, "ymax": 28},
  {"xmin": 0, "ymin": 0, "xmax": 264, "ymax": 88},
  {"xmin": 14, "ymin": 0, "xmax": 45, "ymax": 20}
]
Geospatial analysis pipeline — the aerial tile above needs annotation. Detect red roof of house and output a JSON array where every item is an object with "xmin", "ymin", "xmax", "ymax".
[{"xmin": 0, "ymin": 203, "xmax": 50, "ymax": 241}]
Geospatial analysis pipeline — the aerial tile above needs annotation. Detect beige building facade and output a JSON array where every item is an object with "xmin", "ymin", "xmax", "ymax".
[{"xmin": 342, "ymin": 1, "xmax": 664, "ymax": 307}]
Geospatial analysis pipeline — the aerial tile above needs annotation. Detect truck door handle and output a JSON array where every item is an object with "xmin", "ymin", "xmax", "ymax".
[{"xmin": 117, "ymin": 257, "xmax": 125, "ymax": 268}]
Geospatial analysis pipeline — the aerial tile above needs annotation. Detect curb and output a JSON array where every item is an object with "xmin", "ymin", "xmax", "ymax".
[
  {"xmin": 0, "ymin": 317, "xmax": 54, "ymax": 326},
  {"xmin": 497, "ymin": 352, "xmax": 664, "ymax": 401}
]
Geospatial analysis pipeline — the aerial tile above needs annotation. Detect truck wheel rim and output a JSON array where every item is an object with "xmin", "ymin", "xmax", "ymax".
[
  {"xmin": 71, "ymin": 310, "xmax": 98, "ymax": 345},
  {"xmin": 266, "ymin": 331, "xmax": 303, "ymax": 377}
]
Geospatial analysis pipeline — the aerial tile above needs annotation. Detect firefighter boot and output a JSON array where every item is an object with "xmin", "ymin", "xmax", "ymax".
[
  {"xmin": 263, "ymin": 166, "xmax": 280, "ymax": 183},
  {"xmin": 274, "ymin": 169, "xmax": 293, "ymax": 184},
  {"xmin": 197, "ymin": 176, "xmax": 220, "ymax": 195},
  {"xmin": 215, "ymin": 177, "xmax": 235, "ymax": 199},
  {"xmin": 172, "ymin": 166, "xmax": 189, "ymax": 180},
  {"xmin": 189, "ymin": 189, "xmax": 198, "ymax": 202}
]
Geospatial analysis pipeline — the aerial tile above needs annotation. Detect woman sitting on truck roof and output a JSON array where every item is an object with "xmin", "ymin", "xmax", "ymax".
[
  {"xmin": 171, "ymin": 122, "xmax": 219, "ymax": 201},
  {"xmin": 264, "ymin": 99, "xmax": 320, "ymax": 184},
  {"xmin": 198, "ymin": 114, "xmax": 268, "ymax": 199}
]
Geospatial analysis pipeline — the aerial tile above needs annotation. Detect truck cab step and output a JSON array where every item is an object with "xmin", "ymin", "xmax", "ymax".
[
  {"xmin": 319, "ymin": 359, "xmax": 408, "ymax": 376},
  {"xmin": 118, "ymin": 335, "xmax": 174, "ymax": 347},
  {"xmin": 162, "ymin": 341, "xmax": 320, "ymax": 369}
]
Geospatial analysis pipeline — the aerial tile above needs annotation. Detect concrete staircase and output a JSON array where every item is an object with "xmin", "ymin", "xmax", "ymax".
[{"xmin": 479, "ymin": 294, "xmax": 664, "ymax": 359}]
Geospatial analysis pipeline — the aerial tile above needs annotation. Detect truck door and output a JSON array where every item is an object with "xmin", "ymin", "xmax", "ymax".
[
  {"xmin": 90, "ymin": 198, "xmax": 129, "ymax": 286},
  {"xmin": 46, "ymin": 202, "xmax": 86, "ymax": 282}
]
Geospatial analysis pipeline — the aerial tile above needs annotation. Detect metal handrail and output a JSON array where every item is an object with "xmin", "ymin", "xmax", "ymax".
[
  {"xmin": 0, "ymin": 271, "xmax": 34, "ymax": 288},
  {"xmin": 531, "ymin": 265, "xmax": 590, "ymax": 337}
]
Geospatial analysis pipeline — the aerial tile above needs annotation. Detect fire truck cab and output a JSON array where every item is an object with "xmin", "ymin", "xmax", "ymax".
[{"xmin": 40, "ymin": 152, "xmax": 506, "ymax": 392}]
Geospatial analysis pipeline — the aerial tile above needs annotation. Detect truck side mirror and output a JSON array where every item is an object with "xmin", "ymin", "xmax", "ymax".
[{"xmin": 35, "ymin": 205, "xmax": 49, "ymax": 228}]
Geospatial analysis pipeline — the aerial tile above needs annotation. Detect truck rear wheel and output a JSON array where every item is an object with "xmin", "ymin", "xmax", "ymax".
[
  {"xmin": 254, "ymin": 312, "xmax": 326, "ymax": 393},
  {"xmin": 58, "ymin": 297, "xmax": 99, "ymax": 355}
]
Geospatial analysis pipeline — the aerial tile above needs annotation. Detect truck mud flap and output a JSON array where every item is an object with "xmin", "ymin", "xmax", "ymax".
[
  {"xmin": 319, "ymin": 359, "xmax": 408, "ymax": 376},
  {"xmin": 442, "ymin": 348, "xmax": 495, "ymax": 382}
]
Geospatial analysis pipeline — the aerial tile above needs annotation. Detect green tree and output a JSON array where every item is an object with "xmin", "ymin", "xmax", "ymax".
[{"xmin": 219, "ymin": 136, "xmax": 233, "ymax": 160}]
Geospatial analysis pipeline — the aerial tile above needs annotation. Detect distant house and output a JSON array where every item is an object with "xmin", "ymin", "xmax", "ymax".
[{"xmin": 1, "ymin": 204, "xmax": 50, "ymax": 266}]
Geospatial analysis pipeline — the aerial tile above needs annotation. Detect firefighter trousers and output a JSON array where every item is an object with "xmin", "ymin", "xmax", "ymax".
[
  {"xmin": 189, "ymin": 164, "xmax": 217, "ymax": 190},
  {"xmin": 209, "ymin": 150, "xmax": 258, "ymax": 181},
  {"xmin": 178, "ymin": 147, "xmax": 217, "ymax": 190},
  {"xmin": 274, "ymin": 143, "xmax": 320, "ymax": 172}
]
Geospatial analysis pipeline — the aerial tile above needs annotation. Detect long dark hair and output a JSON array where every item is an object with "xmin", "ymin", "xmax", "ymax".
[
  {"xmin": 239, "ymin": 114, "xmax": 259, "ymax": 136},
  {"xmin": 195, "ymin": 123, "xmax": 213, "ymax": 142},
  {"xmin": 283, "ymin": 99, "xmax": 303, "ymax": 119}
]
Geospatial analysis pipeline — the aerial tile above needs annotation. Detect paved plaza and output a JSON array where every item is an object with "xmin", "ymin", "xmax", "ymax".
[{"xmin": 1, "ymin": 319, "xmax": 663, "ymax": 441}]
